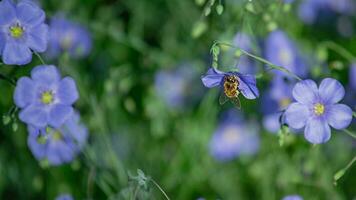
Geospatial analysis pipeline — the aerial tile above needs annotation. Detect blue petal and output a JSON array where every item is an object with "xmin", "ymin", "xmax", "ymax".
[
  {"xmin": 282, "ymin": 195, "xmax": 303, "ymax": 200},
  {"xmin": 0, "ymin": 32, "xmax": 5, "ymax": 54},
  {"xmin": 57, "ymin": 77, "xmax": 79, "ymax": 105},
  {"xmin": 0, "ymin": 0, "xmax": 16, "ymax": 26},
  {"xmin": 326, "ymin": 104, "xmax": 352, "ymax": 129},
  {"xmin": 298, "ymin": 1, "xmax": 317, "ymax": 24},
  {"xmin": 262, "ymin": 113, "xmax": 281, "ymax": 133},
  {"xmin": 292, "ymin": 79, "xmax": 318, "ymax": 105},
  {"xmin": 27, "ymin": 126, "xmax": 46, "ymax": 160},
  {"xmin": 46, "ymin": 142, "xmax": 63, "ymax": 165},
  {"xmin": 13, "ymin": 77, "xmax": 36, "ymax": 108},
  {"xmin": 26, "ymin": 24, "xmax": 49, "ymax": 52},
  {"xmin": 285, "ymin": 102, "xmax": 310, "ymax": 129},
  {"xmin": 68, "ymin": 26, "xmax": 92, "ymax": 58},
  {"xmin": 201, "ymin": 68, "xmax": 224, "ymax": 88},
  {"xmin": 48, "ymin": 104, "xmax": 73, "ymax": 128},
  {"xmin": 31, "ymin": 65, "xmax": 60, "ymax": 84},
  {"xmin": 61, "ymin": 111, "xmax": 88, "ymax": 147},
  {"xmin": 19, "ymin": 105, "xmax": 48, "ymax": 128},
  {"xmin": 319, "ymin": 78, "xmax": 345, "ymax": 104},
  {"xmin": 304, "ymin": 118, "xmax": 331, "ymax": 144},
  {"xmin": 350, "ymin": 64, "xmax": 356, "ymax": 89},
  {"xmin": 237, "ymin": 73, "xmax": 259, "ymax": 99},
  {"xmin": 2, "ymin": 41, "xmax": 32, "ymax": 65},
  {"xmin": 47, "ymin": 141, "xmax": 75, "ymax": 165},
  {"xmin": 16, "ymin": 0, "xmax": 45, "ymax": 27}
]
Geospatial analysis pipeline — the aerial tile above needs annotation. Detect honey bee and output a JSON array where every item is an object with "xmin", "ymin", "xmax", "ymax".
[{"xmin": 219, "ymin": 75, "xmax": 241, "ymax": 109}]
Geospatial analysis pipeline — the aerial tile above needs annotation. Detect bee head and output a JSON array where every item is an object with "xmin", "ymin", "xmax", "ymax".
[{"xmin": 224, "ymin": 75, "xmax": 238, "ymax": 84}]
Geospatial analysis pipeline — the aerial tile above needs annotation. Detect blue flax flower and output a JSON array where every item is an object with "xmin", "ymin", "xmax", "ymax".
[
  {"xmin": 14, "ymin": 65, "xmax": 79, "ymax": 128},
  {"xmin": 209, "ymin": 110, "xmax": 260, "ymax": 161},
  {"xmin": 264, "ymin": 30, "xmax": 307, "ymax": 79},
  {"xmin": 282, "ymin": 195, "xmax": 303, "ymax": 200},
  {"xmin": 201, "ymin": 68, "xmax": 259, "ymax": 100},
  {"xmin": 55, "ymin": 194, "xmax": 73, "ymax": 200},
  {"xmin": 350, "ymin": 63, "xmax": 356, "ymax": 90},
  {"xmin": 0, "ymin": 0, "xmax": 48, "ymax": 65},
  {"xmin": 47, "ymin": 16, "xmax": 92, "ymax": 59},
  {"xmin": 155, "ymin": 64, "xmax": 202, "ymax": 108},
  {"xmin": 28, "ymin": 112, "xmax": 88, "ymax": 166},
  {"xmin": 285, "ymin": 78, "xmax": 353, "ymax": 144},
  {"xmin": 298, "ymin": 0, "xmax": 354, "ymax": 25}
]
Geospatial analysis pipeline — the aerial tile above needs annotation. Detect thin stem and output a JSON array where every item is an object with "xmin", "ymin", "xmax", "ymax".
[
  {"xmin": 320, "ymin": 41, "xmax": 356, "ymax": 63},
  {"xmin": 34, "ymin": 51, "xmax": 46, "ymax": 65},
  {"xmin": 214, "ymin": 41, "xmax": 303, "ymax": 81},
  {"xmin": 334, "ymin": 155, "xmax": 356, "ymax": 185},
  {"xmin": 151, "ymin": 179, "xmax": 170, "ymax": 200},
  {"xmin": 0, "ymin": 73, "xmax": 16, "ymax": 86},
  {"xmin": 344, "ymin": 156, "xmax": 356, "ymax": 170},
  {"xmin": 132, "ymin": 185, "xmax": 139, "ymax": 200},
  {"xmin": 343, "ymin": 129, "xmax": 356, "ymax": 139},
  {"xmin": 86, "ymin": 167, "xmax": 96, "ymax": 200}
]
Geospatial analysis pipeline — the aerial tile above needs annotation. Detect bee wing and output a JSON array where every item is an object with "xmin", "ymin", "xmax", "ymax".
[
  {"xmin": 230, "ymin": 96, "xmax": 241, "ymax": 109},
  {"xmin": 219, "ymin": 92, "xmax": 229, "ymax": 105}
]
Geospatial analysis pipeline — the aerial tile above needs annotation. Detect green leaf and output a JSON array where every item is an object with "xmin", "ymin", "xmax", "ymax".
[
  {"xmin": 204, "ymin": 7, "xmax": 211, "ymax": 16},
  {"xmin": 12, "ymin": 122, "xmax": 18, "ymax": 132},
  {"xmin": 2, "ymin": 115, "xmax": 11, "ymax": 125},
  {"xmin": 216, "ymin": 4, "xmax": 224, "ymax": 15},
  {"xmin": 191, "ymin": 21, "xmax": 207, "ymax": 38}
]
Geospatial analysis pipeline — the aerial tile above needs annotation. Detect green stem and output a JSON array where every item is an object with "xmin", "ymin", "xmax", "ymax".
[
  {"xmin": 0, "ymin": 73, "xmax": 16, "ymax": 86},
  {"xmin": 33, "ymin": 51, "xmax": 46, "ymax": 65},
  {"xmin": 214, "ymin": 41, "xmax": 303, "ymax": 81},
  {"xmin": 343, "ymin": 129, "xmax": 356, "ymax": 139},
  {"xmin": 151, "ymin": 179, "xmax": 170, "ymax": 200},
  {"xmin": 334, "ymin": 155, "xmax": 356, "ymax": 185},
  {"xmin": 132, "ymin": 185, "xmax": 139, "ymax": 200},
  {"xmin": 353, "ymin": 112, "xmax": 356, "ymax": 118},
  {"xmin": 320, "ymin": 41, "xmax": 356, "ymax": 63}
]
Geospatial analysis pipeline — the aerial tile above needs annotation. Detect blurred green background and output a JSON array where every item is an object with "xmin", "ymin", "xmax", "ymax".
[{"xmin": 0, "ymin": 0, "xmax": 355, "ymax": 199}]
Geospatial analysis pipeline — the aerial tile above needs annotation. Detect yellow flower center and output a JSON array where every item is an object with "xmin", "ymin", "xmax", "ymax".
[
  {"xmin": 222, "ymin": 126, "xmax": 240, "ymax": 145},
  {"xmin": 61, "ymin": 34, "xmax": 73, "ymax": 49},
  {"xmin": 52, "ymin": 131, "xmax": 63, "ymax": 141},
  {"xmin": 314, "ymin": 103, "xmax": 325, "ymax": 116},
  {"xmin": 10, "ymin": 25, "xmax": 24, "ymax": 38},
  {"xmin": 279, "ymin": 98, "xmax": 291, "ymax": 109},
  {"xmin": 279, "ymin": 51, "xmax": 292, "ymax": 65},
  {"xmin": 41, "ymin": 91, "xmax": 54, "ymax": 105}
]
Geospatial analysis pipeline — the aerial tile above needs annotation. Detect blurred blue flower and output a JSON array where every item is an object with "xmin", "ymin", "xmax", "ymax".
[
  {"xmin": 28, "ymin": 112, "xmax": 88, "ymax": 166},
  {"xmin": 344, "ymin": 63, "xmax": 356, "ymax": 111},
  {"xmin": 264, "ymin": 30, "xmax": 307, "ymax": 79},
  {"xmin": 298, "ymin": 0, "xmax": 355, "ymax": 25},
  {"xmin": 350, "ymin": 63, "xmax": 356, "ymax": 90},
  {"xmin": 155, "ymin": 64, "xmax": 201, "ymax": 108},
  {"xmin": 47, "ymin": 16, "xmax": 92, "ymax": 59},
  {"xmin": 232, "ymin": 32, "xmax": 257, "ymax": 74},
  {"xmin": 262, "ymin": 78, "xmax": 294, "ymax": 133},
  {"xmin": 0, "ymin": 0, "xmax": 48, "ymax": 65},
  {"xmin": 285, "ymin": 78, "xmax": 353, "ymax": 144},
  {"xmin": 55, "ymin": 194, "xmax": 73, "ymax": 200},
  {"xmin": 209, "ymin": 109, "xmax": 260, "ymax": 161},
  {"xmin": 14, "ymin": 65, "xmax": 79, "ymax": 128},
  {"xmin": 282, "ymin": 195, "xmax": 303, "ymax": 200},
  {"xmin": 201, "ymin": 68, "xmax": 259, "ymax": 99}
]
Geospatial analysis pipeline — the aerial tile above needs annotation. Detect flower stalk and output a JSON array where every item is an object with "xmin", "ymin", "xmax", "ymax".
[{"xmin": 212, "ymin": 40, "xmax": 303, "ymax": 81}]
